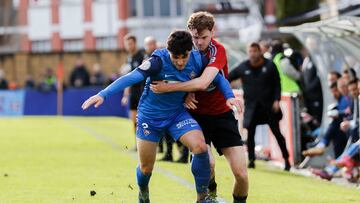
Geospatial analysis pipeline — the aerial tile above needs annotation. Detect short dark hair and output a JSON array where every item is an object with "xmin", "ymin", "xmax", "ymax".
[
  {"xmin": 329, "ymin": 71, "xmax": 341, "ymax": 79},
  {"xmin": 187, "ymin": 11, "xmax": 215, "ymax": 33},
  {"xmin": 124, "ymin": 34, "xmax": 136, "ymax": 42},
  {"xmin": 249, "ymin": 42, "xmax": 261, "ymax": 51},
  {"xmin": 167, "ymin": 30, "xmax": 193, "ymax": 56},
  {"xmin": 342, "ymin": 68, "xmax": 357, "ymax": 79},
  {"xmin": 271, "ymin": 40, "xmax": 283, "ymax": 55},
  {"xmin": 348, "ymin": 78, "xmax": 358, "ymax": 86}
]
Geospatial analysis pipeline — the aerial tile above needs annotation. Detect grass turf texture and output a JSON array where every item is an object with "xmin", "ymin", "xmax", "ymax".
[{"xmin": 0, "ymin": 116, "xmax": 359, "ymax": 203}]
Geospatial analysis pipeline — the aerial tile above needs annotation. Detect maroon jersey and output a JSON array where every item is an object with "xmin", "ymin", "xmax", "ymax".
[{"xmin": 191, "ymin": 39, "xmax": 230, "ymax": 115}]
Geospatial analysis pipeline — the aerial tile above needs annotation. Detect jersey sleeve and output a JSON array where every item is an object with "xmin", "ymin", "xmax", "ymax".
[
  {"xmin": 98, "ymin": 69, "xmax": 145, "ymax": 99},
  {"xmin": 207, "ymin": 44, "xmax": 227, "ymax": 71},
  {"xmin": 98, "ymin": 56, "xmax": 162, "ymax": 99},
  {"xmin": 136, "ymin": 56, "xmax": 162, "ymax": 77},
  {"xmin": 213, "ymin": 73, "xmax": 235, "ymax": 100}
]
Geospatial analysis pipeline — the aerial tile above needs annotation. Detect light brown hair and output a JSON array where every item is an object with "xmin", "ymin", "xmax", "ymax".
[{"xmin": 187, "ymin": 11, "xmax": 215, "ymax": 33}]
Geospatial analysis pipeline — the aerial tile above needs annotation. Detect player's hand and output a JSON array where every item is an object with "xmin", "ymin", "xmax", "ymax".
[
  {"xmin": 184, "ymin": 93, "xmax": 198, "ymax": 109},
  {"xmin": 121, "ymin": 95, "xmax": 129, "ymax": 106},
  {"xmin": 82, "ymin": 95, "xmax": 104, "ymax": 110},
  {"xmin": 226, "ymin": 98, "xmax": 243, "ymax": 114},
  {"xmin": 340, "ymin": 120, "xmax": 350, "ymax": 132},
  {"xmin": 150, "ymin": 81, "xmax": 169, "ymax": 93},
  {"xmin": 272, "ymin": 100, "xmax": 280, "ymax": 112}
]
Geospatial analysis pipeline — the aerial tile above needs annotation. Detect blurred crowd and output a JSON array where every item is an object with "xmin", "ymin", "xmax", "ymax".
[{"xmin": 302, "ymin": 68, "xmax": 359, "ymax": 182}]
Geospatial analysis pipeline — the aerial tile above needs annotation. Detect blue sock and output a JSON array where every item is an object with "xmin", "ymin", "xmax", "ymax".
[
  {"xmin": 346, "ymin": 143, "xmax": 359, "ymax": 157},
  {"xmin": 136, "ymin": 166, "xmax": 152, "ymax": 190},
  {"xmin": 191, "ymin": 152, "xmax": 210, "ymax": 193},
  {"xmin": 325, "ymin": 165, "xmax": 339, "ymax": 175}
]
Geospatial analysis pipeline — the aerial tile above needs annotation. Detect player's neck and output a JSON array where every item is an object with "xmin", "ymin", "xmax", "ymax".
[
  {"xmin": 129, "ymin": 49, "xmax": 138, "ymax": 56},
  {"xmin": 250, "ymin": 58, "xmax": 264, "ymax": 68}
]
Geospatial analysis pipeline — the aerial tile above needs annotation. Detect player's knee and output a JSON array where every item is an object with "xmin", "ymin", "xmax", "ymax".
[
  {"xmin": 191, "ymin": 142, "xmax": 208, "ymax": 154},
  {"xmin": 234, "ymin": 168, "xmax": 248, "ymax": 183},
  {"xmin": 139, "ymin": 164, "xmax": 153, "ymax": 175}
]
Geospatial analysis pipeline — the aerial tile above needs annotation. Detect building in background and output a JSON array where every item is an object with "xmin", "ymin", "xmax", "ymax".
[
  {"xmin": 0, "ymin": 0, "xmax": 358, "ymax": 86},
  {"xmin": 4, "ymin": 0, "xmax": 185, "ymax": 53}
]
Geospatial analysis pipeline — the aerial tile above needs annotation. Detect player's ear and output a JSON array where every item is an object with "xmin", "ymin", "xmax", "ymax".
[{"xmin": 210, "ymin": 28, "xmax": 215, "ymax": 38}]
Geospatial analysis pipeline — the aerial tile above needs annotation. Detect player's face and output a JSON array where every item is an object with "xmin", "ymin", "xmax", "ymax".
[
  {"xmin": 169, "ymin": 51, "xmax": 190, "ymax": 70},
  {"xmin": 189, "ymin": 29, "xmax": 213, "ymax": 52},
  {"xmin": 248, "ymin": 46, "xmax": 262, "ymax": 64},
  {"xmin": 124, "ymin": 39, "xmax": 136, "ymax": 53}
]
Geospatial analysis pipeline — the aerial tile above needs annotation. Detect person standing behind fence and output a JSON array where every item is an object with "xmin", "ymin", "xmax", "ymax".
[
  {"xmin": 143, "ymin": 36, "xmax": 157, "ymax": 59},
  {"xmin": 0, "ymin": 69, "xmax": 9, "ymax": 90},
  {"xmin": 228, "ymin": 42, "xmax": 291, "ymax": 171},
  {"xmin": 121, "ymin": 34, "xmax": 145, "ymax": 150},
  {"xmin": 271, "ymin": 40, "xmax": 301, "ymax": 94},
  {"xmin": 70, "ymin": 58, "xmax": 90, "ymax": 88}
]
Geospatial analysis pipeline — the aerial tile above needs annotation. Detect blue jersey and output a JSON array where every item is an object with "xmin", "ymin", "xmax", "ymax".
[
  {"xmin": 137, "ymin": 49, "xmax": 205, "ymax": 119},
  {"xmin": 98, "ymin": 48, "xmax": 234, "ymax": 120}
]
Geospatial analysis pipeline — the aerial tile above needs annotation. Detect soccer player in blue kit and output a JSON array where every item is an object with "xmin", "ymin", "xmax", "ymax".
[{"xmin": 82, "ymin": 30, "xmax": 241, "ymax": 203}]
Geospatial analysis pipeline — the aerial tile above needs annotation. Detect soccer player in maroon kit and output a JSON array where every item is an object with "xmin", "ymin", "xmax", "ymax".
[{"xmin": 151, "ymin": 12, "xmax": 248, "ymax": 203}]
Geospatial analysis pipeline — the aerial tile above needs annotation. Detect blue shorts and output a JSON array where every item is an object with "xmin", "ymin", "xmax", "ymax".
[{"xmin": 136, "ymin": 110, "xmax": 202, "ymax": 142}]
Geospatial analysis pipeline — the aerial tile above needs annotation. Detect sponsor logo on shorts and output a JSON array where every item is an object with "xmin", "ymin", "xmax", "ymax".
[
  {"xmin": 143, "ymin": 129, "xmax": 151, "ymax": 136},
  {"xmin": 176, "ymin": 119, "xmax": 197, "ymax": 129}
]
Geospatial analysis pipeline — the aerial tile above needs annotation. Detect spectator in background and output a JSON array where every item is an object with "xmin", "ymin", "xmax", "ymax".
[
  {"xmin": 302, "ymin": 81, "xmax": 349, "ymax": 158},
  {"xmin": 327, "ymin": 71, "xmax": 341, "ymax": 85},
  {"xmin": 90, "ymin": 63, "xmax": 106, "ymax": 86},
  {"xmin": 271, "ymin": 40, "xmax": 301, "ymax": 94},
  {"xmin": 259, "ymin": 40, "xmax": 271, "ymax": 59},
  {"xmin": 143, "ymin": 36, "xmax": 157, "ymax": 59},
  {"xmin": 337, "ymin": 77, "xmax": 351, "ymax": 102},
  {"xmin": 70, "ymin": 58, "xmax": 90, "ymax": 88},
  {"xmin": 39, "ymin": 67, "xmax": 57, "ymax": 92},
  {"xmin": 25, "ymin": 74, "xmax": 35, "ymax": 88},
  {"xmin": 0, "ymin": 69, "xmax": 8, "ymax": 89},
  {"xmin": 342, "ymin": 68, "xmax": 357, "ymax": 84},
  {"xmin": 121, "ymin": 34, "xmax": 145, "ymax": 150},
  {"xmin": 312, "ymin": 79, "xmax": 360, "ymax": 181},
  {"xmin": 301, "ymin": 49, "xmax": 323, "ymax": 123},
  {"xmin": 228, "ymin": 42, "xmax": 290, "ymax": 171}
]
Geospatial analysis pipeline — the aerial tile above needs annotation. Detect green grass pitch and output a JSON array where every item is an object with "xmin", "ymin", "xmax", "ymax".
[{"xmin": 0, "ymin": 117, "xmax": 359, "ymax": 203}]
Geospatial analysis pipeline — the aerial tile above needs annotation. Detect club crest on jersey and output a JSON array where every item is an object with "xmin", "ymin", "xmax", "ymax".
[
  {"xmin": 190, "ymin": 71, "xmax": 197, "ymax": 79},
  {"xmin": 209, "ymin": 57, "xmax": 216, "ymax": 64},
  {"xmin": 139, "ymin": 60, "xmax": 151, "ymax": 71},
  {"xmin": 262, "ymin": 66, "xmax": 267, "ymax": 73}
]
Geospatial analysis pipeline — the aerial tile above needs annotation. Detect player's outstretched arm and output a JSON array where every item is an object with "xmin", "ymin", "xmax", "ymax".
[
  {"xmin": 151, "ymin": 66, "xmax": 219, "ymax": 93},
  {"xmin": 82, "ymin": 69, "xmax": 145, "ymax": 110}
]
